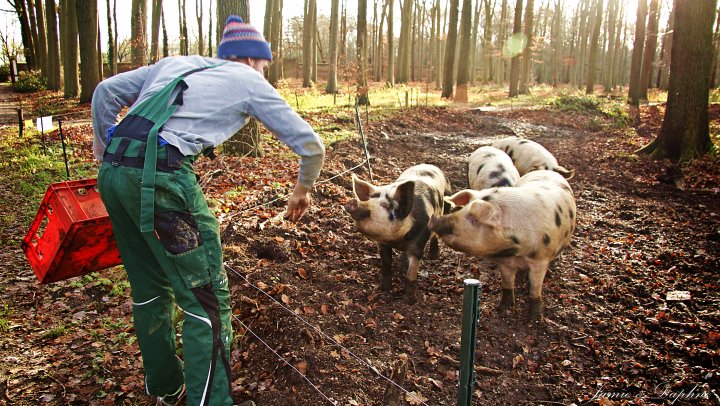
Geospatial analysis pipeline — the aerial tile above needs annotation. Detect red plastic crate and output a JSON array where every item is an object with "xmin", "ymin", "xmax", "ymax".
[{"xmin": 22, "ymin": 179, "xmax": 122, "ymax": 284}]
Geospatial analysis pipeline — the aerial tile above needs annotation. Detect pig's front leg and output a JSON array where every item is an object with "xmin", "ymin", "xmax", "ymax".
[
  {"xmin": 404, "ymin": 254, "xmax": 421, "ymax": 304},
  {"xmin": 379, "ymin": 244, "xmax": 393, "ymax": 292},
  {"xmin": 527, "ymin": 260, "xmax": 549, "ymax": 321},
  {"xmin": 428, "ymin": 235, "xmax": 440, "ymax": 260},
  {"xmin": 498, "ymin": 264, "xmax": 517, "ymax": 311}
]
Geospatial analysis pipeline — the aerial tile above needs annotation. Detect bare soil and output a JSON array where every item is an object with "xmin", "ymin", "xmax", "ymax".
[{"xmin": 1, "ymin": 101, "xmax": 718, "ymax": 405}]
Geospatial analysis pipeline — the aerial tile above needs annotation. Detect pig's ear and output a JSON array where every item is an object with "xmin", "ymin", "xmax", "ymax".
[
  {"xmin": 393, "ymin": 181, "xmax": 415, "ymax": 219},
  {"xmin": 352, "ymin": 174, "xmax": 376, "ymax": 201},
  {"xmin": 445, "ymin": 190, "xmax": 475, "ymax": 207},
  {"xmin": 467, "ymin": 200, "xmax": 501, "ymax": 228}
]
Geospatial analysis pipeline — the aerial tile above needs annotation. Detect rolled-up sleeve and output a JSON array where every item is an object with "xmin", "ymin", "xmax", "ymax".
[
  {"xmin": 246, "ymin": 76, "xmax": 326, "ymax": 188},
  {"xmin": 91, "ymin": 66, "xmax": 151, "ymax": 161}
]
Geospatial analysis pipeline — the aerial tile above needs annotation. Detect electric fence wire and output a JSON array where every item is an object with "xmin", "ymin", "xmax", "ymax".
[
  {"xmin": 232, "ymin": 314, "xmax": 339, "ymax": 405},
  {"xmin": 225, "ymin": 263, "xmax": 430, "ymax": 406},
  {"xmin": 226, "ymin": 158, "xmax": 369, "ymax": 219}
]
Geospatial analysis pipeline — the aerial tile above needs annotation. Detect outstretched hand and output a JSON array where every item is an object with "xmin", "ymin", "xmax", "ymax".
[{"xmin": 284, "ymin": 183, "xmax": 311, "ymax": 223}]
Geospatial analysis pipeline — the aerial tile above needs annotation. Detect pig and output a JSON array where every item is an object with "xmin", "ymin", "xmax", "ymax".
[
  {"xmin": 344, "ymin": 164, "xmax": 452, "ymax": 303},
  {"xmin": 428, "ymin": 170, "xmax": 576, "ymax": 320},
  {"xmin": 467, "ymin": 146, "xmax": 521, "ymax": 190},
  {"xmin": 492, "ymin": 136, "xmax": 575, "ymax": 179}
]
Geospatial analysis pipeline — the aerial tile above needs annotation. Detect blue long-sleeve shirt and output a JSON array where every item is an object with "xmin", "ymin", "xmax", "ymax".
[{"xmin": 91, "ymin": 55, "xmax": 325, "ymax": 188}]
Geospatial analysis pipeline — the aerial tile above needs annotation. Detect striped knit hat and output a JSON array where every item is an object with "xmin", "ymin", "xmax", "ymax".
[{"xmin": 217, "ymin": 15, "xmax": 273, "ymax": 61}]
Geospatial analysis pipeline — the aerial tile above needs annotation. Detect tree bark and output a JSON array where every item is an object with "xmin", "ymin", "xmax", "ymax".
[
  {"xmin": 44, "ymin": 0, "xmax": 61, "ymax": 90},
  {"xmin": 386, "ymin": 0, "xmax": 394, "ymax": 85},
  {"xmin": 196, "ymin": 0, "xmax": 204, "ymax": 56},
  {"xmin": 638, "ymin": 0, "xmax": 659, "ymax": 100},
  {"xmin": 519, "ymin": 0, "xmax": 534, "ymax": 94},
  {"xmin": 482, "ymin": 0, "xmax": 492, "ymax": 83},
  {"xmin": 150, "ymin": 0, "xmax": 162, "ymax": 62},
  {"xmin": 357, "ymin": 0, "xmax": 369, "ymax": 105},
  {"xmin": 60, "ymin": 0, "xmax": 78, "ymax": 97},
  {"xmin": 268, "ymin": 0, "xmax": 282, "ymax": 85},
  {"xmin": 584, "ymin": 0, "xmax": 603, "ymax": 94},
  {"xmin": 628, "ymin": 0, "xmax": 647, "ymax": 106},
  {"xmin": 396, "ymin": 0, "xmax": 413, "ymax": 83},
  {"xmin": 508, "ymin": 0, "xmax": 522, "ymax": 97},
  {"xmin": 34, "ymin": 0, "xmax": 48, "ymax": 75},
  {"xmin": 104, "ymin": 0, "xmax": 116, "ymax": 76},
  {"xmin": 639, "ymin": 0, "xmax": 716, "ymax": 162},
  {"xmin": 131, "ymin": 0, "xmax": 147, "ymax": 67},
  {"xmin": 455, "ymin": 0, "xmax": 473, "ymax": 102},
  {"xmin": 603, "ymin": 0, "xmax": 618, "ymax": 93},
  {"xmin": 441, "ymin": 0, "xmax": 459, "ymax": 98},
  {"xmin": 326, "ymin": 0, "xmax": 340, "ymax": 93},
  {"xmin": 302, "ymin": 0, "xmax": 315, "ymax": 87},
  {"xmin": 76, "ymin": 0, "xmax": 100, "ymax": 103}
]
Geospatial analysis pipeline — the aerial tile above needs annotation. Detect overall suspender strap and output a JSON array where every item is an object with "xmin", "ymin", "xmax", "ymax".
[{"xmin": 130, "ymin": 63, "xmax": 226, "ymax": 233}]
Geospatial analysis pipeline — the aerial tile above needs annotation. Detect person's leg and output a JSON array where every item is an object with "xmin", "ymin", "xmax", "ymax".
[
  {"xmin": 151, "ymin": 169, "xmax": 233, "ymax": 406},
  {"xmin": 98, "ymin": 165, "xmax": 184, "ymax": 397}
]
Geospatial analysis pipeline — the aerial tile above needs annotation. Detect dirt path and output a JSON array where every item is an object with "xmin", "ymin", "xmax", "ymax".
[{"xmin": 1, "ymin": 103, "xmax": 718, "ymax": 405}]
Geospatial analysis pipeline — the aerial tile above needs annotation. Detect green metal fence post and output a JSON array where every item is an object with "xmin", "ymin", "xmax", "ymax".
[{"xmin": 457, "ymin": 278, "xmax": 481, "ymax": 406}]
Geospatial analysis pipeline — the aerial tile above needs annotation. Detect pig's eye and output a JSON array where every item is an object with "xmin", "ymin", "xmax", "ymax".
[{"xmin": 449, "ymin": 206, "xmax": 463, "ymax": 213}]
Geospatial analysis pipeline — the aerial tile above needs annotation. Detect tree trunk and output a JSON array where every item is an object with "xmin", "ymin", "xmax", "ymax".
[
  {"xmin": 628, "ymin": 0, "xmax": 647, "ymax": 106},
  {"xmin": 162, "ymin": 8, "xmax": 169, "ymax": 57},
  {"xmin": 104, "ymin": 0, "xmax": 116, "ymax": 75},
  {"xmin": 551, "ymin": 0, "xmax": 562, "ymax": 87},
  {"xmin": 21, "ymin": 0, "xmax": 40, "ymax": 70},
  {"xmin": 519, "ymin": 0, "xmax": 534, "ymax": 94},
  {"xmin": 131, "ymin": 0, "xmax": 147, "ymax": 66},
  {"xmin": 60, "ymin": 0, "xmax": 79, "ymax": 97},
  {"xmin": 11, "ymin": 0, "xmax": 36, "ymax": 70},
  {"xmin": 34, "ymin": 0, "xmax": 48, "ymax": 75},
  {"xmin": 311, "ymin": 2, "xmax": 317, "ymax": 83},
  {"xmin": 482, "ymin": 0, "xmax": 492, "ymax": 83},
  {"xmin": 181, "ymin": 0, "xmax": 189, "ymax": 55},
  {"xmin": 497, "ymin": 0, "xmax": 509, "ymax": 85},
  {"xmin": 469, "ymin": 0, "xmax": 481, "ymax": 85},
  {"xmin": 196, "ymin": 0, "xmax": 204, "ymax": 56},
  {"xmin": 656, "ymin": 9, "xmax": 674, "ymax": 89},
  {"xmin": 150, "ymin": 0, "xmax": 162, "ymax": 62},
  {"xmin": 302, "ymin": 0, "xmax": 315, "ymax": 87},
  {"xmin": 326, "ymin": 0, "xmax": 340, "ymax": 93},
  {"xmin": 455, "ymin": 0, "xmax": 472, "ymax": 102},
  {"xmin": 508, "ymin": 0, "xmax": 522, "ymax": 97},
  {"xmin": 76, "ymin": 0, "xmax": 100, "ymax": 103},
  {"xmin": 357, "ymin": 0, "xmax": 369, "ymax": 105},
  {"xmin": 603, "ymin": 0, "xmax": 618, "ymax": 93},
  {"xmin": 218, "ymin": 0, "xmax": 262, "ymax": 158},
  {"xmin": 45, "ymin": 0, "xmax": 61, "ymax": 90},
  {"xmin": 396, "ymin": 0, "xmax": 413, "ymax": 83},
  {"xmin": 207, "ymin": 0, "xmax": 213, "ymax": 56},
  {"xmin": 374, "ymin": 1, "xmax": 387, "ymax": 81},
  {"xmin": 441, "ymin": 0, "xmax": 459, "ymax": 98},
  {"xmin": 639, "ymin": 0, "xmax": 716, "ymax": 162},
  {"xmin": 585, "ymin": 0, "xmax": 603, "ymax": 94},
  {"xmin": 638, "ymin": 0, "xmax": 659, "ymax": 100},
  {"xmin": 268, "ymin": 0, "xmax": 282, "ymax": 86},
  {"xmin": 386, "ymin": 0, "xmax": 394, "ymax": 85}
]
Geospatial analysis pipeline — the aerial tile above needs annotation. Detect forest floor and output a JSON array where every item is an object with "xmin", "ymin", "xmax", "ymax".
[{"xmin": 0, "ymin": 88, "xmax": 719, "ymax": 405}]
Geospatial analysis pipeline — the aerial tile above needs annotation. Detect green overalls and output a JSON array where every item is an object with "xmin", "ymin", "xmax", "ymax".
[{"xmin": 97, "ymin": 65, "xmax": 233, "ymax": 406}]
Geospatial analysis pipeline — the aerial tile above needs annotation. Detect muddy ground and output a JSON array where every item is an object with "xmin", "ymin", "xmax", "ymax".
[{"xmin": 1, "ymin": 102, "xmax": 718, "ymax": 405}]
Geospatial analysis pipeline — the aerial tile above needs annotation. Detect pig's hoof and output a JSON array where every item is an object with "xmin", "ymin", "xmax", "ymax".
[
  {"xmin": 497, "ymin": 289, "xmax": 515, "ymax": 311},
  {"xmin": 404, "ymin": 282, "xmax": 418, "ymax": 304},
  {"xmin": 528, "ymin": 298, "xmax": 543, "ymax": 321},
  {"xmin": 428, "ymin": 247, "xmax": 440, "ymax": 260}
]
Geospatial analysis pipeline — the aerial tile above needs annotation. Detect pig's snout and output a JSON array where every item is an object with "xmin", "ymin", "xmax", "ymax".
[
  {"xmin": 429, "ymin": 215, "xmax": 453, "ymax": 236},
  {"xmin": 344, "ymin": 199, "xmax": 358, "ymax": 214}
]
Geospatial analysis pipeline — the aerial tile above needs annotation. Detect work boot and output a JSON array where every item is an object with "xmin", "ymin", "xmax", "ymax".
[{"xmin": 156, "ymin": 385, "xmax": 186, "ymax": 405}]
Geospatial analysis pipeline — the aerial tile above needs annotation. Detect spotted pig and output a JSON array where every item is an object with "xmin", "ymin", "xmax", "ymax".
[
  {"xmin": 428, "ymin": 170, "xmax": 576, "ymax": 320},
  {"xmin": 467, "ymin": 146, "xmax": 521, "ymax": 190},
  {"xmin": 344, "ymin": 164, "xmax": 451, "ymax": 303},
  {"xmin": 492, "ymin": 136, "xmax": 575, "ymax": 179}
]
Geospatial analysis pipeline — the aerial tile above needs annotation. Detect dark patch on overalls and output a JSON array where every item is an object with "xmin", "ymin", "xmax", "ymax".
[{"xmin": 154, "ymin": 210, "xmax": 202, "ymax": 254}]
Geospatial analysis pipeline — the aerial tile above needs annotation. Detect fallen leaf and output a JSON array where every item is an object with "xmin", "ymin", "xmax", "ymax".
[
  {"xmin": 405, "ymin": 391, "xmax": 428, "ymax": 405},
  {"xmin": 297, "ymin": 268, "xmax": 307, "ymax": 279}
]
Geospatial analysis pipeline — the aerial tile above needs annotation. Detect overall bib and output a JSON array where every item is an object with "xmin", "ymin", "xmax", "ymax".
[{"xmin": 98, "ymin": 64, "xmax": 233, "ymax": 406}]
